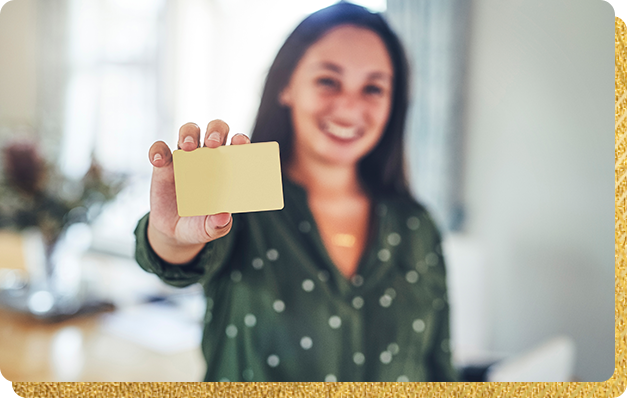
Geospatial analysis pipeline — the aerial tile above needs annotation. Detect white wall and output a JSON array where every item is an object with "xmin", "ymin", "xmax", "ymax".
[
  {"xmin": 458, "ymin": 0, "xmax": 614, "ymax": 381},
  {"xmin": 0, "ymin": 0, "xmax": 37, "ymax": 130}
]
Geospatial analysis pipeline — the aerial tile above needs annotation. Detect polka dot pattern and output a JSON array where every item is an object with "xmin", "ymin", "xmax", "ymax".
[
  {"xmin": 351, "ymin": 274, "xmax": 364, "ymax": 287},
  {"xmin": 244, "ymin": 313, "xmax": 256, "ymax": 327},
  {"xmin": 242, "ymin": 368, "xmax": 254, "ymax": 381},
  {"xmin": 298, "ymin": 221, "xmax": 311, "ymax": 233},
  {"xmin": 406, "ymin": 216, "xmax": 421, "ymax": 230},
  {"xmin": 406, "ymin": 270, "xmax": 419, "ymax": 283},
  {"xmin": 328, "ymin": 315, "xmax": 342, "ymax": 329},
  {"xmin": 273, "ymin": 300, "xmax": 285, "ymax": 313},
  {"xmin": 137, "ymin": 179, "xmax": 456, "ymax": 383},
  {"xmin": 267, "ymin": 354, "xmax": 280, "ymax": 367},
  {"xmin": 266, "ymin": 249, "xmax": 279, "ymax": 261},
  {"xmin": 230, "ymin": 270, "xmax": 242, "ymax": 282},
  {"xmin": 302, "ymin": 279, "xmax": 315, "ymax": 292},
  {"xmin": 226, "ymin": 324, "xmax": 238, "ymax": 338},
  {"xmin": 300, "ymin": 336, "xmax": 313, "ymax": 350},
  {"xmin": 416, "ymin": 261, "xmax": 429, "ymax": 274},
  {"xmin": 379, "ymin": 294, "xmax": 392, "ymax": 308},
  {"xmin": 353, "ymin": 352, "xmax": 365, "ymax": 365},
  {"xmin": 413, "ymin": 319, "xmax": 426, "ymax": 333},
  {"xmin": 252, "ymin": 257, "xmax": 264, "ymax": 270},
  {"xmin": 352, "ymin": 296, "xmax": 364, "ymax": 309},
  {"xmin": 425, "ymin": 252, "xmax": 439, "ymax": 266},
  {"xmin": 378, "ymin": 249, "xmax": 391, "ymax": 262},
  {"xmin": 387, "ymin": 232, "xmax": 401, "ymax": 246}
]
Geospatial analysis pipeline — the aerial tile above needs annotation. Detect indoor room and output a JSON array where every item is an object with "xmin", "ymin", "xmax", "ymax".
[{"xmin": 0, "ymin": 0, "xmax": 614, "ymax": 383}]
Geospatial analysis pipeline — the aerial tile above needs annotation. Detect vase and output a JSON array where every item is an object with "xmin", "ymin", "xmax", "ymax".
[{"xmin": 0, "ymin": 223, "xmax": 94, "ymax": 320}]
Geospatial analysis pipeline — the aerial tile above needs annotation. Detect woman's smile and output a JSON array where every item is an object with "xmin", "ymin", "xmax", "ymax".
[{"xmin": 320, "ymin": 120, "xmax": 364, "ymax": 142}]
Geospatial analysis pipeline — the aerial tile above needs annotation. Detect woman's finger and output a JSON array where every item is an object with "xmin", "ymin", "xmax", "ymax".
[
  {"xmin": 231, "ymin": 133, "xmax": 251, "ymax": 145},
  {"xmin": 205, "ymin": 212, "xmax": 233, "ymax": 240},
  {"xmin": 203, "ymin": 119, "xmax": 230, "ymax": 148},
  {"xmin": 149, "ymin": 141, "xmax": 173, "ymax": 167},
  {"xmin": 178, "ymin": 122, "xmax": 201, "ymax": 151}
]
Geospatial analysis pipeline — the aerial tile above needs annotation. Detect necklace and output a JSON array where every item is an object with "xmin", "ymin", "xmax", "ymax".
[{"xmin": 332, "ymin": 233, "xmax": 356, "ymax": 248}]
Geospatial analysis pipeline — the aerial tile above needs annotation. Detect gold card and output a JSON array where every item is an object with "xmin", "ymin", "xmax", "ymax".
[{"xmin": 172, "ymin": 141, "xmax": 284, "ymax": 217}]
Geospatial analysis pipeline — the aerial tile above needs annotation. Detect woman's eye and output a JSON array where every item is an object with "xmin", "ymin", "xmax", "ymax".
[
  {"xmin": 316, "ymin": 77, "xmax": 339, "ymax": 89},
  {"xmin": 364, "ymin": 85, "xmax": 384, "ymax": 95}
]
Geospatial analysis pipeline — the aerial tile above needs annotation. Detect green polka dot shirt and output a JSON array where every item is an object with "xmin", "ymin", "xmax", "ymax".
[{"xmin": 134, "ymin": 177, "xmax": 459, "ymax": 382}]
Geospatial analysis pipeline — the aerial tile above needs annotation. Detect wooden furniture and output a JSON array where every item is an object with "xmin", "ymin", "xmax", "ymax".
[{"xmin": 0, "ymin": 252, "xmax": 205, "ymax": 382}]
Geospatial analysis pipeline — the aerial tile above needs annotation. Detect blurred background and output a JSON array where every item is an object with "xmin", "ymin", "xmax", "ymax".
[{"xmin": 0, "ymin": 0, "xmax": 615, "ymax": 382}]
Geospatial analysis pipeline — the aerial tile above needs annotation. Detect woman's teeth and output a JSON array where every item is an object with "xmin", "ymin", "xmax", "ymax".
[{"xmin": 325, "ymin": 122, "xmax": 359, "ymax": 140}]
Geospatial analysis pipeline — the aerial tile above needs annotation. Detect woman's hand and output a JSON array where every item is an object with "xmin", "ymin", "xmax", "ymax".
[{"xmin": 146, "ymin": 120, "xmax": 251, "ymax": 264}]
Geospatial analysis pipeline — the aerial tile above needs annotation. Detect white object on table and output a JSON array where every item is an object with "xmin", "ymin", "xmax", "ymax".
[{"xmin": 486, "ymin": 335, "xmax": 576, "ymax": 382}]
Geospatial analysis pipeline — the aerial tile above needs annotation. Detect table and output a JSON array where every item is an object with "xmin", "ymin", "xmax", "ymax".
[{"xmin": 0, "ymin": 252, "xmax": 206, "ymax": 382}]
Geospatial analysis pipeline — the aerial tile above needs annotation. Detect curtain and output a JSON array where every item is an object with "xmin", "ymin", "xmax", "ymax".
[
  {"xmin": 385, "ymin": 0, "xmax": 472, "ymax": 232},
  {"xmin": 34, "ymin": 0, "xmax": 70, "ymax": 158}
]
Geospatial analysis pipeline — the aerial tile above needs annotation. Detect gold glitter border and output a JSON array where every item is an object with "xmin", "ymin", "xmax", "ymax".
[{"xmin": 10, "ymin": 16, "xmax": 627, "ymax": 398}]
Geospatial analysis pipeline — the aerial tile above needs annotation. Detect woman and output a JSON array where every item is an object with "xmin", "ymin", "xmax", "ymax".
[{"xmin": 135, "ymin": 2, "xmax": 459, "ymax": 382}]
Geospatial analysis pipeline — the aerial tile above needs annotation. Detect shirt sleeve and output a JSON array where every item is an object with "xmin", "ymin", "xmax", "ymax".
[
  {"xmin": 417, "ymin": 208, "xmax": 460, "ymax": 382},
  {"xmin": 133, "ymin": 212, "xmax": 236, "ymax": 288},
  {"xmin": 429, "ymin": 296, "xmax": 460, "ymax": 382}
]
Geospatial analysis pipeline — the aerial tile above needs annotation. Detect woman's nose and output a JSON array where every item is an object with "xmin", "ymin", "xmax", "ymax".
[{"xmin": 332, "ymin": 92, "xmax": 366, "ymax": 124}]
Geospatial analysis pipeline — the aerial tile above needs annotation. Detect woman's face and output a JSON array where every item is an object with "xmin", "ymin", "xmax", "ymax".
[{"xmin": 280, "ymin": 25, "xmax": 394, "ymax": 168}]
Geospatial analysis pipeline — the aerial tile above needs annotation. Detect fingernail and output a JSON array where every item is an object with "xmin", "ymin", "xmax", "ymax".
[
  {"xmin": 183, "ymin": 136, "xmax": 194, "ymax": 144},
  {"xmin": 208, "ymin": 132, "xmax": 221, "ymax": 142},
  {"xmin": 153, "ymin": 153, "xmax": 162, "ymax": 162},
  {"xmin": 215, "ymin": 215, "xmax": 230, "ymax": 227}
]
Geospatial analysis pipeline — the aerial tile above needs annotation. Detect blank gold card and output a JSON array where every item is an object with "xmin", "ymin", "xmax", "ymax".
[{"xmin": 173, "ymin": 142, "xmax": 284, "ymax": 217}]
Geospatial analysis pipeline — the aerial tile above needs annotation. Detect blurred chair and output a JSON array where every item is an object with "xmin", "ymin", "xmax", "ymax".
[{"xmin": 486, "ymin": 335, "xmax": 576, "ymax": 382}]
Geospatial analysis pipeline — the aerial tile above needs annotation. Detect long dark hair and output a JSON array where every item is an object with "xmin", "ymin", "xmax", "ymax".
[{"xmin": 250, "ymin": 1, "xmax": 411, "ymax": 198}]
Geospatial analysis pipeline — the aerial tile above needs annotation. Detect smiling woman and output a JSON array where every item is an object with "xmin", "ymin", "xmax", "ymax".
[
  {"xmin": 134, "ymin": 2, "xmax": 458, "ymax": 382},
  {"xmin": 279, "ymin": 25, "xmax": 395, "ymax": 277},
  {"xmin": 279, "ymin": 26, "xmax": 393, "ymax": 170}
]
